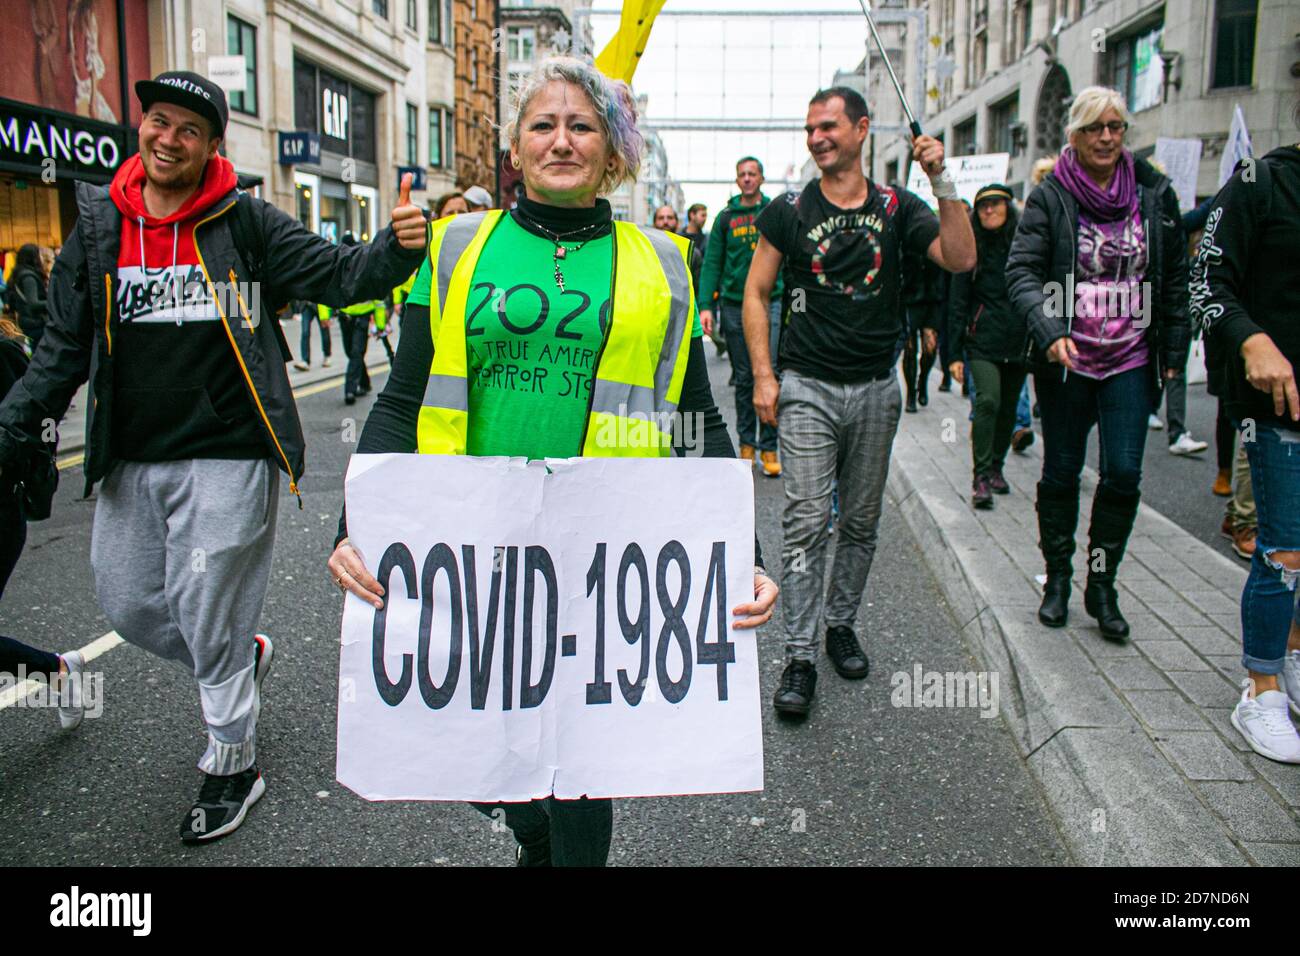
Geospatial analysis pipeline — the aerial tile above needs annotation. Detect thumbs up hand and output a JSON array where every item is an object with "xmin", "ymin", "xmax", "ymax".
[{"xmin": 390, "ymin": 172, "xmax": 427, "ymax": 250}]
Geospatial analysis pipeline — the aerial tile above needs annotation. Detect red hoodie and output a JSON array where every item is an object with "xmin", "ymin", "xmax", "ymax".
[{"xmin": 106, "ymin": 153, "xmax": 267, "ymax": 463}]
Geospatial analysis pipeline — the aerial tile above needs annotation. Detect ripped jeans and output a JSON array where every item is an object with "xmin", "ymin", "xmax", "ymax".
[{"xmin": 1241, "ymin": 424, "xmax": 1300, "ymax": 674}]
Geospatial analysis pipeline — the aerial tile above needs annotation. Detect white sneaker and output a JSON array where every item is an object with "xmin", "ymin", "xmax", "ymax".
[
  {"xmin": 1231, "ymin": 681, "xmax": 1300, "ymax": 763},
  {"xmin": 1147, "ymin": 414, "xmax": 1164, "ymax": 431},
  {"xmin": 292, "ymin": 360, "xmax": 309, "ymax": 371},
  {"xmin": 321, "ymin": 357, "xmax": 332, "ymax": 368},
  {"xmin": 1169, "ymin": 432, "xmax": 1208, "ymax": 455},
  {"xmin": 252, "ymin": 634, "xmax": 274, "ymax": 722},
  {"xmin": 56, "ymin": 650, "xmax": 85, "ymax": 731},
  {"xmin": 1281, "ymin": 651, "xmax": 1300, "ymax": 718}
]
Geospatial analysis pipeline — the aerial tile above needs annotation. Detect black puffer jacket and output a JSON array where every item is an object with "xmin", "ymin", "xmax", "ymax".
[
  {"xmin": 0, "ymin": 179, "xmax": 425, "ymax": 497},
  {"xmin": 948, "ymin": 207, "xmax": 1026, "ymax": 364},
  {"xmin": 1005, "ymin": 156, "xmax": 1191, "ymax": 392}
]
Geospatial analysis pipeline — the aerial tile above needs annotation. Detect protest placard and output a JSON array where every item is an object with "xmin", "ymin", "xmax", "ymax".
[
  {"xmin": 907, "ymin": 152, "xmax": 1010, "ymax": 210},
  {"xmin": 336, "ymin": 454, "xmax": 764, "ymax": 802}
]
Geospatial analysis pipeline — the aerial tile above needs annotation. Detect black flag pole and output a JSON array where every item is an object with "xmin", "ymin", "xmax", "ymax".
[{"xmin": 857, "ymin": 0, "xmax": 923, "ymax": 138}]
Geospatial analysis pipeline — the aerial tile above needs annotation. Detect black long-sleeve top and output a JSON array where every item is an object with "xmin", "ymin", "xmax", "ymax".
[{"xmin": 335, "ymin": 197, "xmax": 763, "ymax": 567}]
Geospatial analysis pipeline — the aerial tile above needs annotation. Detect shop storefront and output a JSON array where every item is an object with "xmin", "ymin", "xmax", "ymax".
[
  {"xmin": 287, "ymin": 58, "xmax": 380, "ymax": 244},
  {"xmin": 0, "ymin": 0, "xmax": 149, "ymax": 254}
]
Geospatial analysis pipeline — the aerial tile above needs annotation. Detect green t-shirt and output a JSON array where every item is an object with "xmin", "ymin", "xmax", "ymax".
[{"xmin": 407, "ymin": 216, "xmax": 701, "ymax": 459}]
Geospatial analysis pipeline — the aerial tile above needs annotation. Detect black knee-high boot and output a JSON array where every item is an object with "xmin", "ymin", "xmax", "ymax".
[
  {"xmin": 1084, "ymin": 485, "xmax": 1141, "ymax": 641},
  {"xmin": 1036, "ymin": 481, "xmax": 1080, "ymax": 627}
]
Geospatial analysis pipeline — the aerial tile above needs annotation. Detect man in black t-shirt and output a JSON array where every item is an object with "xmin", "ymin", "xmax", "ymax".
[{"xmin": 743, "ymin": 86, "xmax": 976, "ymax": 717}]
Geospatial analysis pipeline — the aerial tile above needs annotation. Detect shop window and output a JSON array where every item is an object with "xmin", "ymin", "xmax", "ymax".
[
  {"xmin": 227, "ymin": 16, "xmax": 258, "ymax": 116},
  {"xmin": 429, "ymin": 0, "xmax": 452, "ymax": 45},
  {"xmin": 406, "ymin": 103, "xmax": 419, "ymax": 166},
  {"xmin": 1211, "ymin": 0, "xmax": 1257, "ymax": 89},
  {"xmin": 1105, "ymin": 21, "xmax": 1164, "ymax": 113},
  {"xmin": 350, "ymin": 87, "xmax": 377, "ymax": 164},
  {"xmin": 953, "ymin": 116, "xmax": 977, "ymax": 156},
  {"xmin": 429, "ymin": 108, "xmax": 445, "ymax": 167},
  {"xmin": 990, "ymin": 95, "xmax": 1019, "ymax": 155}
]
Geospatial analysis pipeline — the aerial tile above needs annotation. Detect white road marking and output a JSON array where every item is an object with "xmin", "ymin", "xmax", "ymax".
[{"xmin": 0, "ymin": 631, "xmax": 123, "ymax": 711}]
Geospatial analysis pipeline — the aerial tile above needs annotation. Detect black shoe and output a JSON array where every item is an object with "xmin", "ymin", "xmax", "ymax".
[
  {"xmin": 773, "ymin": 660, "xmax": 817, "ymax": 715},
  {"xmin": 938, "ymin": 374, "xmax": 952, "ymax": 393},
  {"xmin": 972, "ymin": 473, "xmax": 994, "ymax": 510},
  {"xmin": 516, "ymin": 840, "xmax": 552, "ymax": 867},
  {"xmin": 1084, "ymin": 580, "xmax": 1130, "ymax": 640},
  {"xmin": 1038, "ymin": 574, "xmax": 1071, "ymax": 627},
  {"xmin": 825, "ymin": 625, "xmax": 869, "ymax": 679},
  {"xmin": 180, "ymin": 768, "xmax": 265, "ymax": 843},
  {"xmin": 905, "ymin": 397, "xmax": 918, "ymax": 414},
  {"xmin": 987, "ymin": 467, "xmax": 1010, "ymax": 495},
  {"xmin": 917, "ymin": 385, "xmax": 929, "ymax": 407},
  {"xmin": 344, "ymin": 393, "xmax": 356, "ymax": 405}
]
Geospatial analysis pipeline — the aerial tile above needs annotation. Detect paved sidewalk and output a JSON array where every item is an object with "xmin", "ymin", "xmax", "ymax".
[
  {"xmin": 888, "ymin": 385, "xmax": 1300, "ymax": 866},
  {"xmin": 54, "ymin": 317, "xmax": 394, "ymax": 459}
]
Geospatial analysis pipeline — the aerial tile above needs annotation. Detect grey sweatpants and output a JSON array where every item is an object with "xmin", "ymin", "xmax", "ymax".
[
  {"xmin": 91, "ymin": 458, "xmax": 279, "ymax": 775},
  {"xmin": 778, "ymin": 369, "xmax": 903, "ymax": 662}
]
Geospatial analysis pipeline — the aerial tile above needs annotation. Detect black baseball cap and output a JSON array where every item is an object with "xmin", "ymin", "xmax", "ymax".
[
  {"xmin": 135, "ymin": 71, "xmax": 229, "ymax": 138},
  {"xmin": 973, "ymin": 183, "xmax": 1014, "ymax": 206}
]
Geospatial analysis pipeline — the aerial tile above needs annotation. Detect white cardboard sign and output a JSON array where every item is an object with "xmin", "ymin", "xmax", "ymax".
[
  {"xmin": 907, "ymin": 152, "xmax": 1011, "ymax": 211},
  {"xmin": 336, "ymin": 454, "xmax": 763, "ymax": 802}
]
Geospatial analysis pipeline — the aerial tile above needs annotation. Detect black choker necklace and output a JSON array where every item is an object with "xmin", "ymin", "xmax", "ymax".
[{"xmin": 512, "ymin": 211, "xmax": 605, "ymax": 292}]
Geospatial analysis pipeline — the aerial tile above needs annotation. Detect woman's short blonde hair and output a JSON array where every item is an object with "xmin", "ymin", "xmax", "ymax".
[
  {"xmin": 1030, "ymin": 154, "xmax": 1058, "ymax": 186},
  {"xmin": 1065, "ymin": 86, "xmax": 1131, "ymax": 139},
  {"xmin": 507, "ymin": 56, "xmax": 643, "ymax": 196}
]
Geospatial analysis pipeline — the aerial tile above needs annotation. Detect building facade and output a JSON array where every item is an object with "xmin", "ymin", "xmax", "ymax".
[
  {"xmin": 0, "ymin": 0, "xmax": 152, "ymax": 253},
  {"xmin": 175, "ymin": 0, "xmax": 459, "ymax": 239},
  {"xmin": 452, "ymin": 0, "xmax": 498, "ymax": 195},
  {"xmin": 872, "ymin": 0, "xmax": 1297, "ymax": 203}
]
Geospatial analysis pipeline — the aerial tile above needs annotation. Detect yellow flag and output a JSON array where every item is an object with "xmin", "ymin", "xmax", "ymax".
[{"xmin": 594, "ymin": 0, "xmax": 666, "ymax": 84}]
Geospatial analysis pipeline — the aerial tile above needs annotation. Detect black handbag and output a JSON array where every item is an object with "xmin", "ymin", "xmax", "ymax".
[{"xmin": 16, "ymin": 440, "xmax": 58, "ymax": 521}]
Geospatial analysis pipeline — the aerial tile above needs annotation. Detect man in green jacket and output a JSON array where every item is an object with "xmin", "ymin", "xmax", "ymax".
[{"xmin": 699, "ymin": 157, "xmax": 784, "ymax": 475}]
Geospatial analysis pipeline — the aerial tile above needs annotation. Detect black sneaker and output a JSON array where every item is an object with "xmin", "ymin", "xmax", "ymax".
[
  {"xmin": 772, "ymin": 660, "xmax": 817, "ymax": 716},
  {"xmin": 180, "ymin": 768, "xmax": 265, "ymax": 844},
  {"xmin": 825, "ymin": 625, "xmax": 869, "ymax": 679}
]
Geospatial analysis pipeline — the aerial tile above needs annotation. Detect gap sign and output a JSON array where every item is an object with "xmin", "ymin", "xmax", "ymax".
[{"xmin": 278, "ymin": 131, "xmax": 320, "ymax": 166}]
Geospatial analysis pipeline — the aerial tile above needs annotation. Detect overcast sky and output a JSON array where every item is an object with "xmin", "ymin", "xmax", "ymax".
[{"xmin": 589, "ymin": 0, "xmax": 881, "ymax": 224}]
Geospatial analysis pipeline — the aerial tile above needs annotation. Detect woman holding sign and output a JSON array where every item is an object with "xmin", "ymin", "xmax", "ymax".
[{"xmin": 327, "ymin": 56, "xmax": 778, "ymax": 866}]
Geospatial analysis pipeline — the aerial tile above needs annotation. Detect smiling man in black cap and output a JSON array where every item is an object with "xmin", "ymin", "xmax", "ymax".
[{"xmin": 0, "ymin": 70, "xmax": 428, "ymax": 844}]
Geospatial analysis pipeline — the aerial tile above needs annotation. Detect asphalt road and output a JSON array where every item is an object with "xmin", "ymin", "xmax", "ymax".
[{"xmin": 0, "ymin": 346, "xmax": 1066, "ymax": 866}]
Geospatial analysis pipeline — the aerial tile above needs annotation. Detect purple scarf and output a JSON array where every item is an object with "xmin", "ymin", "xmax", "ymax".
[{"xmin": 1055, "ymin": 147, "xmax": 1138, "ymax": 222}]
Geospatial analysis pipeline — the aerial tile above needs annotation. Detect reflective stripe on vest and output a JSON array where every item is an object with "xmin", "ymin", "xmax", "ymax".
[{"xmin": 415, "ymin": 211, "xmax": 694, "ymax": 458}]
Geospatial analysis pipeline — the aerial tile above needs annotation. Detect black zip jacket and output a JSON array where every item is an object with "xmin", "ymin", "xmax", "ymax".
[
  {"xmin": 1005, "ymin": 156, "xmax": 1191, "ymax": 391},
  {"xmin": 948, "ymin": 228, "xmax": 1026, "ymax": 364},
  {"xmin": 0, "ymin": 180, "xmax": 425, "ymax": 497},
  {"xmin": 1196, "ymin": 145, "xmax": 1300, "ymax": 433}
]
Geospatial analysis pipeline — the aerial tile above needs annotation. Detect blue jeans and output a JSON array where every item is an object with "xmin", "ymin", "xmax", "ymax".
[
  {"xmin": 720, "ymin": 300, "xmax": 780, "ymax": 452},
  {"xmin": 1240, "ymin": 425, "xmax": 1300, "ymax": 674},
  {"xmin": 1015, "ymin": 380, "xmax": 1032, "ymax": 431},
  {"xmin": 1035, "ymin": 365, "xmax": 1153, "ymax": 495}
]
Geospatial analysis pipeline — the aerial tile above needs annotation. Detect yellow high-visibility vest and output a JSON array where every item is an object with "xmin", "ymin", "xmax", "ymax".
[{"xmin": 416, "ymin": 210, "xmax": 695, "ymax": 458}]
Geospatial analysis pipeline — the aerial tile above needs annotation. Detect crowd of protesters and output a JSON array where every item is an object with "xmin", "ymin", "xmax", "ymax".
[{"xmin": 0, "ymin": 60, "xmax": 1296, "ymax": 866}]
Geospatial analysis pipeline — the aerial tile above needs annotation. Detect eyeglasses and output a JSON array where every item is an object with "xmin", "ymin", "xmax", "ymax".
[{"xmin": 1079, "ymin": 121, "xmax": 1128, "ymax": 137}]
